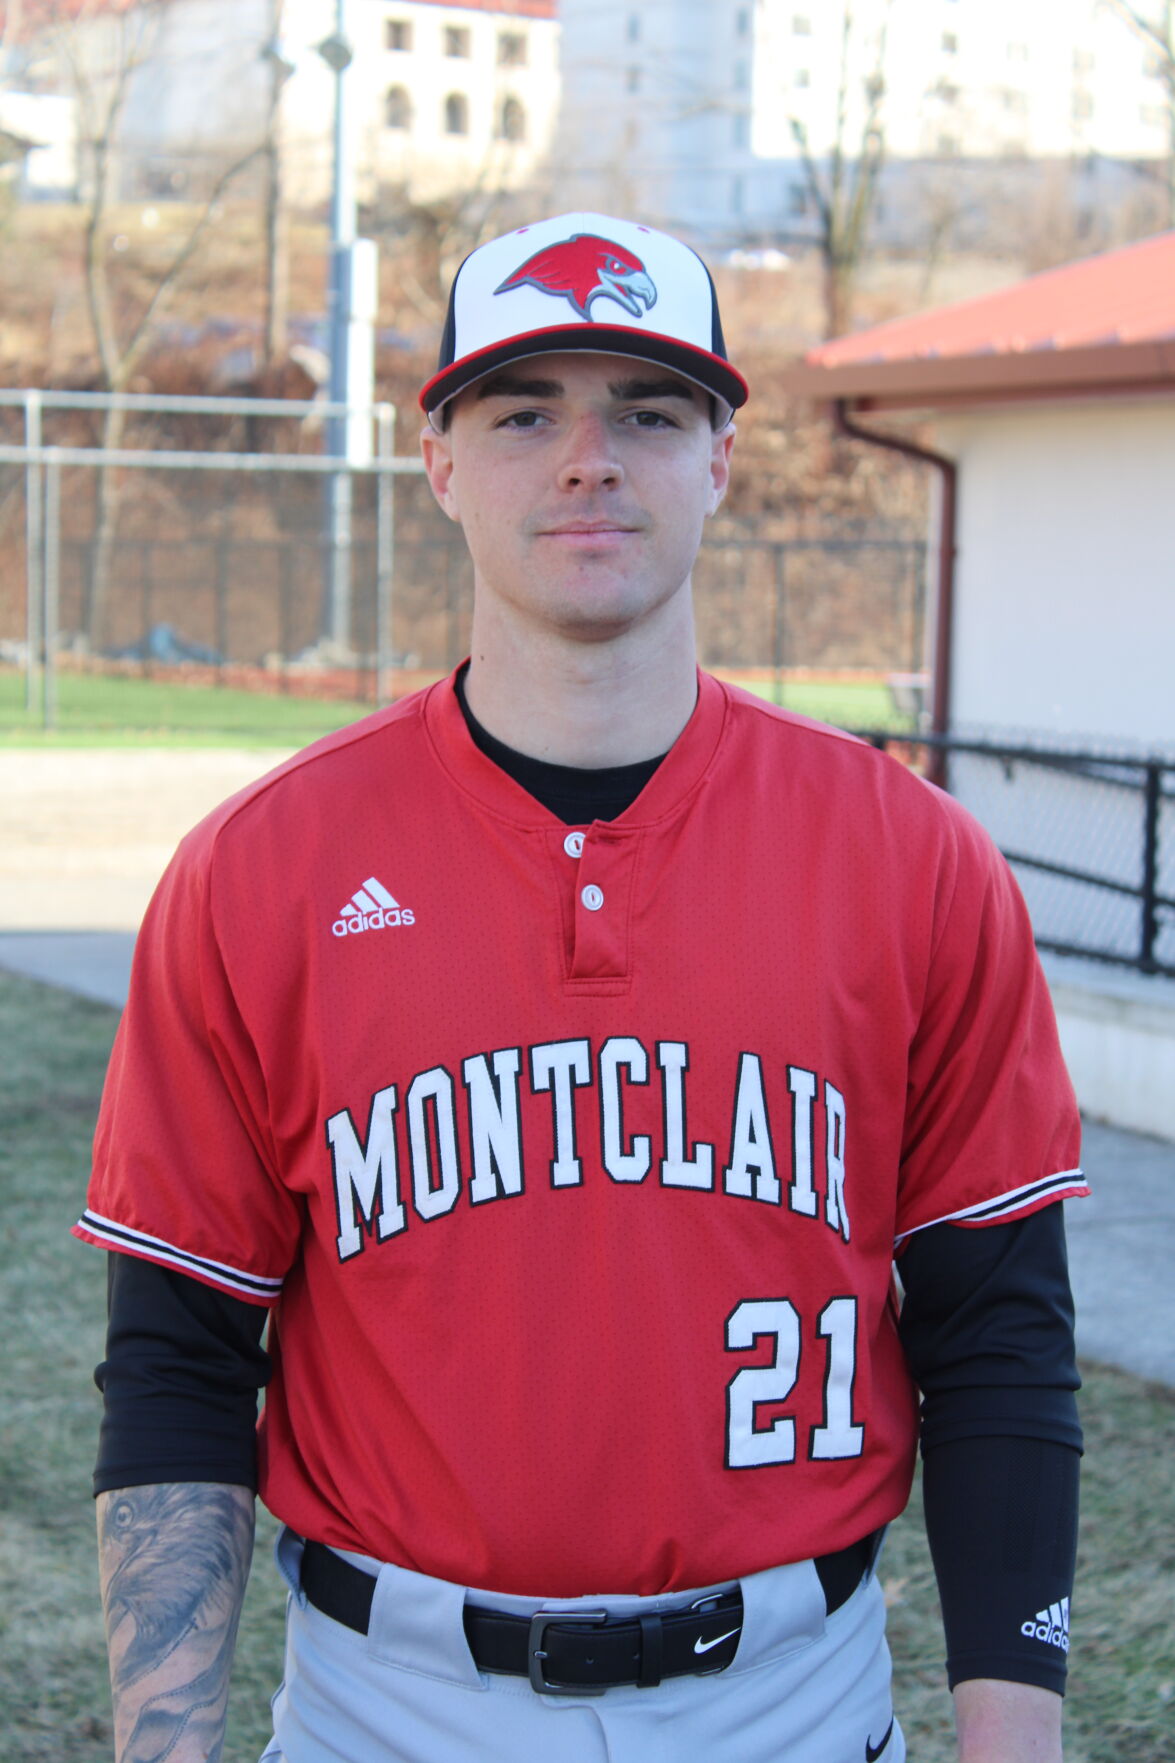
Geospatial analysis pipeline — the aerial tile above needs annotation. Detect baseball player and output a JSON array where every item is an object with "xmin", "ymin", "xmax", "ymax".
[{"xmin": 78, "ymin": 214, "xmax": 1089, "ymax": 1763}]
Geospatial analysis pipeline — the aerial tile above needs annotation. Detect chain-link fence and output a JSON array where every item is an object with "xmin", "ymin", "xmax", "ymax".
[
  {"xmin": 0, "ymin": 389, "xmax": 929, "ymax": 732},
  {"xmin": 867, "ymin": 733, "xmax": 1175, "ymax": 978}
]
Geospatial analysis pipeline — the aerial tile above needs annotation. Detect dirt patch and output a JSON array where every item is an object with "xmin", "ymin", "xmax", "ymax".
[{"xmin": 0, "ymin": 749, "xmax": 294, "ymax": 928}]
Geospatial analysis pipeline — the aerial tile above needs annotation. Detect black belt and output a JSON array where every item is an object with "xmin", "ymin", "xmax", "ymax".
[{"xmin": 299, "ymin": 1530, "xmax": 879, "ymax": 1695}]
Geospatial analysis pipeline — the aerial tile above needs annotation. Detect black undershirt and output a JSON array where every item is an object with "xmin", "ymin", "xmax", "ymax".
[{"xmin": 95, "ymin": 683, "xmax": 1081, "ymax": 1693}]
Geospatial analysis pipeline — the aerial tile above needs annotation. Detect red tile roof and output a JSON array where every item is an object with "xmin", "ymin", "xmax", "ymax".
[{"xmin": 787, "ymin": 230, "xmax": 1175, "ymax": 410}]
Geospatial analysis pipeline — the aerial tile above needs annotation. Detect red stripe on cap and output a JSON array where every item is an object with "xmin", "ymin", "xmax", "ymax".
[{"xmin": 420, "ymin": 323, "xmax": 749, "ymax": 414}]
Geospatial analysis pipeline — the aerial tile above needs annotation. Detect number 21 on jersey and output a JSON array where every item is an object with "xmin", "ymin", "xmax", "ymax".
[{"xmin": 725, "ymin": 1297, "xmax": 864, "ymax": 1468}]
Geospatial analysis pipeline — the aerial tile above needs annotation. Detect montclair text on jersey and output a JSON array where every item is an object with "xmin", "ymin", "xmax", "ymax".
[{"xmin": 326, "ymin": 1035, "xmax": 851, "ymax": 1262}]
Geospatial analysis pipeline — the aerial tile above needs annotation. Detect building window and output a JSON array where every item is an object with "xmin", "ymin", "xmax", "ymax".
[
  {"xmin": 386, "ymin": 18, "xmax": 411, "ymax": 51},
  {"xmin": 1072, "ymin": 90, "xmax": 1093, "ymax": 121},
  {"xmin": 385, "ymin": 85, "xmax": 411, "ymax": 129},
  {"xmin": 789, "ymin": 183, "xmax": 808, "ymax": 216},
  {"xmin": 444, "ymin": 91, "xmax": 469, "ymax": 134},
  {"xmin": 498, "ymin": 30, "xmax": 527, "ymax": 66},
  {"xmin": 627, "ymin": 14, "xmax": 640, "ymax": 42},
  {"xmin": 732, "ymin": 111, "xmax": 749, "ymax": 148},
  {"xmin": 937, "ymin": 132, "xmax": 959, "ymax": 155},
  {"xmin": 794, "ymin": 68, "xmax": 810, "ymax": 88},
  {"xmin": 495, "ymin": 95, "xmax": 526, "ymax": 141},
  {"xmin": 793, "ymin": 15, "xmax": 811, "ymax": 34},
  {"xmin": 941, "ymin": 31, "xmax": 958, "ymax": 53},
  {"xmin": 735, "ymin": 7, "xmax": 750, "ymax": 35},
  {"xmin": 733, "ymin": 59, "xmax": 748, "ymax": 90},
  {"xmin": 444, "ymin": 26, "xmax": 471, "ymax": 57},
  {"xmin": 626, "ymin": 65, "xmax": 640, "ymax": 93},
  {"xmin": 731, "ymin": 174, "xmax": 744, "ymax": 213}
]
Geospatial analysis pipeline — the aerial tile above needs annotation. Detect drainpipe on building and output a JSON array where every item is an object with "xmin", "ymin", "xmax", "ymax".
[{"xmin": 832, "ymin": 399, "xmax": 957, "ymax": 788}]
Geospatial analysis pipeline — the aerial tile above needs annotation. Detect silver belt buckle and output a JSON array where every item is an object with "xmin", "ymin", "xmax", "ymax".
[{"xmin": 527, "ymin": 1608, "xmax": 609, "ymax": 1695}]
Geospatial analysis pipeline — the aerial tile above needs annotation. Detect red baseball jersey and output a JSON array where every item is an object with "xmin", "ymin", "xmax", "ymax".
[{"xmin": 77, "ymin": 671, "xmax": 1087, "ymax": 1596}]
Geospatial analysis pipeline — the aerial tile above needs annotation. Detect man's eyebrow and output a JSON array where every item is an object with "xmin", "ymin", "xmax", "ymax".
[
  {"xmin": 476, "ymin": 372, "xmax": 563, "ymax": 401},
  {"xmin": 608, "ymin": 376, "xmax": 699, "ymax": 404}
]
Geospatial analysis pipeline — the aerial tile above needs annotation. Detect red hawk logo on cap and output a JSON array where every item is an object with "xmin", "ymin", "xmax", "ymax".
[{"xmin": 494, "ymin": 233, "xmax": 657, "ymax": 323}]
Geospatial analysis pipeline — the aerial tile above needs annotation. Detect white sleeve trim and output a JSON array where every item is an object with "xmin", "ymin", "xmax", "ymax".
[
  {"xmin": 894, "ymin": 1168, "xmax": 1088, "ymax": 1245},
  {"xmin": 76, "ymin": 1208, "xmax": 284, "ymax": 1301}
]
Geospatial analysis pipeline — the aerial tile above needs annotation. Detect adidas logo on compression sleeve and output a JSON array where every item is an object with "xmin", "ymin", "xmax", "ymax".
[
  {"xmin": 332, "ymin": 876, "xmax": 415, "ymax": 937},
  {"xmin": 1020, "ymin": 1598, "xmax": 1070, "ymax": 1652}
]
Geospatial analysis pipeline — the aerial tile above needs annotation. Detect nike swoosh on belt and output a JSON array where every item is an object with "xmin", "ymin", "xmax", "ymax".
[
  {"xmin": 693, "ymin": 1627, "xmax": 740, "ymax": 1655},
  {"xmin": 866, "ymin": 1717, "xmax": 895, "ymax": 1760}
]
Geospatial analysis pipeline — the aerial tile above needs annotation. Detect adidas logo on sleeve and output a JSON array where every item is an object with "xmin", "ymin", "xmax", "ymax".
[
  {"xmin": 332, "ymin": 877, "xmax": 415, "ymax": 937},
  {"xmin": 1021, "ymin": 1598, "xmax": 1070, "ymax": 1652}
]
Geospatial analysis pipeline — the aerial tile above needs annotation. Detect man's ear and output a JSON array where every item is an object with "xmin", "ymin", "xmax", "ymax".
[
  {"xmin": 420, "ymin": 423, "xmax": 460, "ymax": 522},
  {"xmin": 706, "ymin": 423, "xmax": 735, "ymax": 517}
]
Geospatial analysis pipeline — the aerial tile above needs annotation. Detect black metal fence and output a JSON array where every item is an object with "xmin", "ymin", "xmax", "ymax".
[{"xmin": 865, "ymin": 732, "xmax": 1175, "ymax": 980}]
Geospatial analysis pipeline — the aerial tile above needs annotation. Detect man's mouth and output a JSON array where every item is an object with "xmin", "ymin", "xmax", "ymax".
[{"xmin": 538, "ymin": 520, "xmax": 640, "ymax": 537}]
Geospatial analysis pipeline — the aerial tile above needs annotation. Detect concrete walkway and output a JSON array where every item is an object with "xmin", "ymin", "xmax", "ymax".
[{"xmin": 3, "ymin": 747, "xmax": 1174, "ymax": 1388}]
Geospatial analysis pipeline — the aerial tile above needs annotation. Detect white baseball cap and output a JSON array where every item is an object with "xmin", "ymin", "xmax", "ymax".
[{"xmin": 419, "ymin": 213, "xmax": 749, "ymax": 426}]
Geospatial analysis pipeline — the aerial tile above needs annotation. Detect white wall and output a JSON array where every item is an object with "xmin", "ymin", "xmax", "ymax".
[
  {"xmin": 936, "ymin": 397, "xmax": 1175, "ymax": 750},
  {"xmin": 0, "ymin": 92, "xmax": 76, "ymax": 195}
]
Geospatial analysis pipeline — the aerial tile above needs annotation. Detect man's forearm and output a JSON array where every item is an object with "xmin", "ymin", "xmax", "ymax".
[
  {"xmin": 954, "ymin": 1678, "xmax": 1064, "ymax": 1763},
  {"xmin": 97, "ymin": 1481, "xmax": 255, "ymax": 1763}
]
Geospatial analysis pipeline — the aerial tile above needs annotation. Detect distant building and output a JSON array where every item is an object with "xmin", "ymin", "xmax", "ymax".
[
  {"xmin": 553, "ymin": 0, "xmax": 1174, "ymax": 247},
  {"xmin": 6, "ymin": 0, "xmax": 558, "ymax": 208}
]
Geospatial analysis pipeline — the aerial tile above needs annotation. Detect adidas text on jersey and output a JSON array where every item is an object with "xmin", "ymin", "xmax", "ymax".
[{"xmin": 333, "ymin": 876, "xmax": 416, "ymax": 937}]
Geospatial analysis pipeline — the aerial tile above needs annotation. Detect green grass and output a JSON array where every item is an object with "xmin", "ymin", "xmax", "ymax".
[
  {"xmin": 0, "ymin": 668, "xmax": 377, "ymax": 749},
  {"xmin": 731, "ymin": 673, "xmax": 914, "ymax": 732},
  {"xmin": 1, "ymin": 965, "xmax": 1170, "ymax": 1761},
  {"xmin": 0, "ymin": 666, "xmax": 915, "ymax": 748}
]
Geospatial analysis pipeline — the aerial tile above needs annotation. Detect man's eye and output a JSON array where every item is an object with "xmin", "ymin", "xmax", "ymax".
[
  {"xmin": 626, "ymin": 409, "xmax": 677, "ymax": 428},
  {"xmin": 497, "ymin": 409, "xmax": 546, "ymax": 429}
]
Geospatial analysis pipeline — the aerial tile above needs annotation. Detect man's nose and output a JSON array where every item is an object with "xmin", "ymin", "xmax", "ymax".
[{"xmin": 555, "ymin": 414, "xmax": 624, "ymax": 491}]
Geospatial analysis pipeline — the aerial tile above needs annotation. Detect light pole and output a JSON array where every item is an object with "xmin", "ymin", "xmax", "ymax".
[{"xmin": 317, "ymin": 0, "xmax": 376, "ymax": 655}]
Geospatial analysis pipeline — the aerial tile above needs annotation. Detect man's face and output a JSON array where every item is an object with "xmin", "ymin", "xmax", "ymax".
[{"xmin": 420, "ymin": 353, "xmax": 734, "ymax": 646}]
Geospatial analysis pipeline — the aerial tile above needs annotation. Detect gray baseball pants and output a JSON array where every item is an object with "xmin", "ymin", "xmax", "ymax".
[{"xmin": 260, "ymin": 1527, "xmax": 905, "ymax": 1763}]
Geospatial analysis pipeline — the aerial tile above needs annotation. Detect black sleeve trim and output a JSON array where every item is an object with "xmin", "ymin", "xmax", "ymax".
[{"xmin": 93, "ymin": 1252, "xmax": 270, "ymax": 1496}]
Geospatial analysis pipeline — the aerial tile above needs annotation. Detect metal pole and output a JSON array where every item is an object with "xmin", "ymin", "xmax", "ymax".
[
  {"xmin": 1140, "ymin": 761, "xmax": 1161, "ymax": 973},
  {"xmin": 24, "ymin": 389, "xmax": 43, "ymax": 714},
  {"xmin": 772, "ymin": 545, "xmax": 785, "ymax": 706},
  {"xmin": 42, "ymin": 450, "xmax": 61, "ymax": 732},
  {"xmin": 375, "ymin": 404, "xmax": 395, "ymax": 708},
  {"xmin": 323, "ymin": 0, "xmax": 357, "ymax": 654}
]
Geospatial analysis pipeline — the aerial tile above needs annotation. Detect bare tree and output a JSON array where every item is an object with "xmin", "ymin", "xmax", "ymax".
[
  {"xmin": 49, "ymin": 0, "xmax": 262, "ymax": 644},
  {"xmin": 1105, "ymin": 0, "xmax": 1175, "ymax": 225},
  {"xmin": 789, "ymin": 3, "xmax": 891, "ymax": 340}
]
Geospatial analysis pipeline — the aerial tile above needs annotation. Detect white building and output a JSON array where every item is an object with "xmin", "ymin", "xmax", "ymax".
[
  {"xmin": 553, "ymin": 0, "xmax": 1174, "ymax": 245},
  {"xmin": 10, "ymin": 0, "xmax": 558, "ymax": 208},
  {"xmin": 785, "ymin": 230, "xmax": 1175, "ymax": 1139}
]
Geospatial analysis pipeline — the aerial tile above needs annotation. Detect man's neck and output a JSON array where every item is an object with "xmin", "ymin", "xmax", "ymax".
[{"xmin": 463, "ymin": 611, "xmax": 700, "ymax": 769}]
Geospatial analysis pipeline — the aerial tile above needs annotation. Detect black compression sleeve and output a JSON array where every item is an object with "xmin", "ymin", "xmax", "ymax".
[
  {"xmin": 898, "ymin": 1206, "xmax": 1081, "ymax": 1693},
  {"xmin": 94, "ymin": 1253, "xmax": 270, "ymax": 1495},
  {"xmin": 922, "ymin": 1434, "xmax": 1079, "ymax": 1693}
]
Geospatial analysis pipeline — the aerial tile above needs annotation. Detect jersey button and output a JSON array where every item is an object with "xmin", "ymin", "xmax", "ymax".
[
  {"xmin": 563, "ymin": 831, "xmax": 586, "ymax": 858},
  {"xmin": 581, "ymin": 884, "xmax": 604, "ymax": 911}
]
